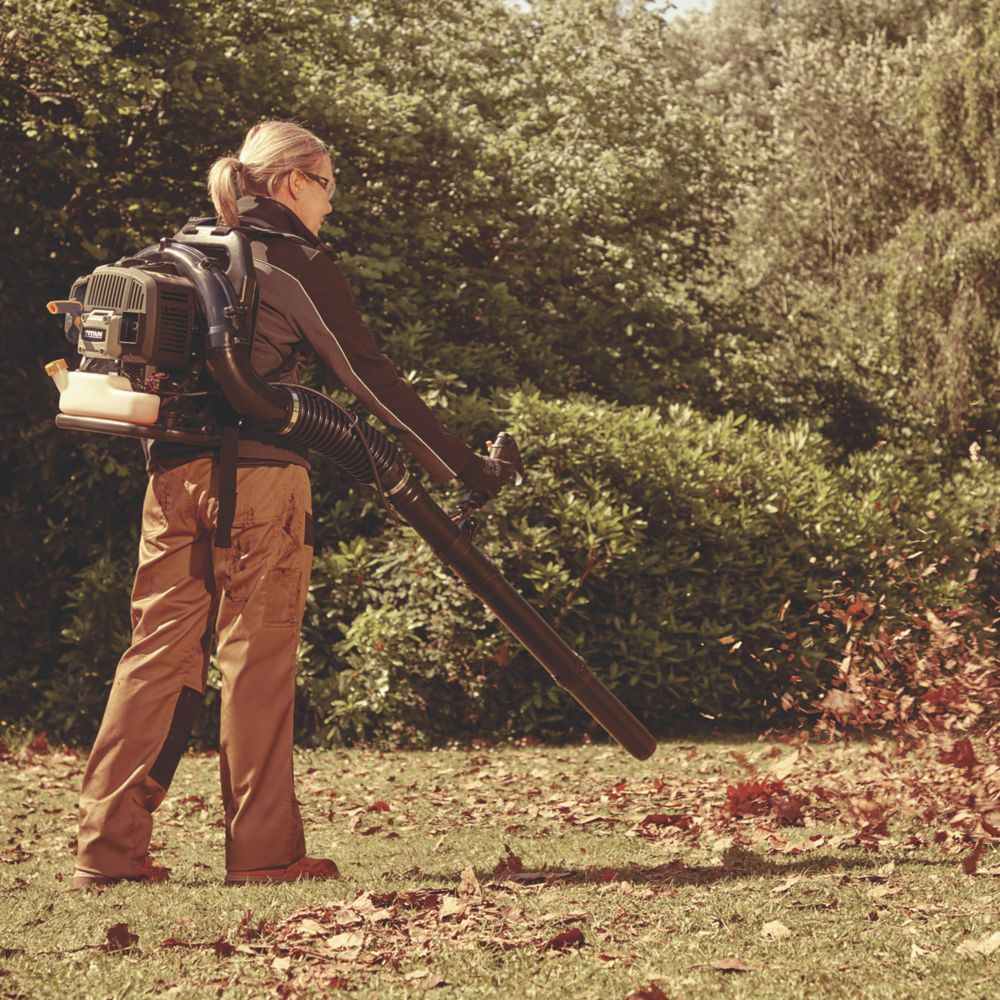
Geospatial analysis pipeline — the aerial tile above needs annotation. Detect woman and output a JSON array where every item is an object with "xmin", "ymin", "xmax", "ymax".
[{"xmin": 73, "ymin": 121, "xmax": 510, "ymax": 887}]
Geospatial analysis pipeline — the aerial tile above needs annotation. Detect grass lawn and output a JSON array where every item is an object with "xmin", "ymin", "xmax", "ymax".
[{"xmin": 1, "ymin": 735, "xmax": 998, "ymax": 998}]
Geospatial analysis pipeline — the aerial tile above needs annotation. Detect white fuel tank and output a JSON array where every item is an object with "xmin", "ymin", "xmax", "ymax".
[{"xmin": 45, "ymin": 360, "xmax": 161, "ymax": 425}]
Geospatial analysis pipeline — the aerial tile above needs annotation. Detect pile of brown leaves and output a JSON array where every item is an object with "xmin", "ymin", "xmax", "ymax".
[
  {"xmin": 798, "ymin": 586, "xmax": 1000, "ymax": 867},
  {"xmin": 250, "ymin": 865, "xmax": 605, "ymax": 994}
]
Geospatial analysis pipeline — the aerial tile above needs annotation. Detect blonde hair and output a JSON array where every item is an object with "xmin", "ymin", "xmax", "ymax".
[{"xmin": 207, "ymin": 121, "xmax": 329, "ymax": 227}]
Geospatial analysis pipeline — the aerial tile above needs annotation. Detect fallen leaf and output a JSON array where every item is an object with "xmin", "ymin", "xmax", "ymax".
[
  {"xmin": 438, "ymin": 895, "xmax": 465, "ymax": 920},
  {"xmin": 770, "ymin": 876, "xmax": 801, "ymax": 895},
  {"xmin": 761, "ymin": 920, "xmax": 791, "ymax": 940},
  {"xmin": 867, "ymin": 885, "xmax": 895, "ymax": 901},
  {"xmin": 771, "ymin": 793, "xmax": 808, "ymax": 826},
  {"xmin": 822, "ymin": 689, "xmax": 858, "ymax": 718},
  {"xmin": 101, "ymin": 923, "xmax": 139, "ymax": 954},
  {"xmin": 956, "ymin": 931, "xmax": 1000, "ymax": 956},
  {"xmin": 938, "ymin": 739, "xmax": 979, "ymax": 779},
  {"xmin": 294, "ymin": 918, "xmax": 330, "ymax": 937},
  {"xmin": 492, "ymin": 846, "xmax": 525, "ymax": 880},
  {"xmin": 640, "ymin": 813, "xmax": 692, "ymax": 830},
  {"xmin": 625, "ymin": 983, "xmax": 669, "ymax": 1000},
  {"xmin": 457, "ymin": 866, "xmax": 484, "ymax": 904},
  {"xmin": 769, "ymin": 754, "xmax": 797, "ymax": 781},
  {"xmin": 541, "ymin": 928, "xmax": 585, "ymax": 951},
  {"xmin": 237, "ymin": 910, "xmax": 270, "ymax": 941},
  {"xmin": 396, "ymin": 889, "xmax": 443, "ymax": 910},
  {"xmin": 724, "ymin": 779, "xmax": 788, "ymax": 819},
  {"xmin": 325, "ymin": 931, "xmax": 365, "ymax": 954},
  {"xmin": 963, "ymin": 841, "xmax": 987, "ymax": 875},
  {"xmin": 710, "ymin": 956, "xmax": 756, "ymax": 973}
]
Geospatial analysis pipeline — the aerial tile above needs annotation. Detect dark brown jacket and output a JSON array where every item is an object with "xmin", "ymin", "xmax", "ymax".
[{"xmin": 149, "ymin": 196, "xmax": 475, "ymax": 483}]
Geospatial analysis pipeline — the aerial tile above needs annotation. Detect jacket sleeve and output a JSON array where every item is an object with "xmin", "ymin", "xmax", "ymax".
[{"xmin": 280, "ymin": 251, "xmax": 477, "ymax": 484}]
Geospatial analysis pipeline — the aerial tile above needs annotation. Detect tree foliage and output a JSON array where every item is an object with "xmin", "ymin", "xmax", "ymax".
[{"xmin": 2, "ymin": 0, "xmax": 998, "ymax": 745}]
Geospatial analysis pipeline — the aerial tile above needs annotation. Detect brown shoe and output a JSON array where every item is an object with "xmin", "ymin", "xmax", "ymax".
[
  {"xmin": 72, "ymin": 857, "xmax": 170, "ymax": 890},
  {"xmin": 225, "ymin": 856, "xmax": 340, "ymax": 885}
]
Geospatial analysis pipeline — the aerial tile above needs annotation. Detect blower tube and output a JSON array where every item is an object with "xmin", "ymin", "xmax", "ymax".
[{"xmin": 143, "ymin": 242, "xmax": 657, "ymax": 760}]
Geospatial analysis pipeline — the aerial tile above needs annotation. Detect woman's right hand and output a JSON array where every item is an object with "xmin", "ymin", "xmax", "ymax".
[{"xmin": 457, "ymin": 453, "xmax": 518, "ymax": 500}]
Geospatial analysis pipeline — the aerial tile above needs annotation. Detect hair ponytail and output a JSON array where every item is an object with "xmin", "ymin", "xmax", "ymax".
[
  {"xmin": 207, "ymin": 156, "xmax": 244, "ymax": 227},
  {"xmin": 207, "ymin": 121, "xmax": 329, "ymax": 227}
]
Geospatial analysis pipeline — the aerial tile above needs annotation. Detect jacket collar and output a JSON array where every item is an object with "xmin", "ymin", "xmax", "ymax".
[{"xmin": 237, "ymin": 195, "xmax": 320, "ymax": 245}]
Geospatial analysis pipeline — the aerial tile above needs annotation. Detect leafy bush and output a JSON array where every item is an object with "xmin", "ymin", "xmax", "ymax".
[{"xmin": 294, "ymin": 389, "xmax": 997, "ymax": 746}]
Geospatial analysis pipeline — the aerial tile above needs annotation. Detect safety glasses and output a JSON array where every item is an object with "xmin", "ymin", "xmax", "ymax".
[{"xmin": 300, "ymin": 169, "xmax": 336, "ymax": 199}]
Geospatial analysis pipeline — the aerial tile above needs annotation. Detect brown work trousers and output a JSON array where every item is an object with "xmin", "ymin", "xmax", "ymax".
[{"xmin": 75, "ymin": 458, "xmax": 313, "ymax": 877}]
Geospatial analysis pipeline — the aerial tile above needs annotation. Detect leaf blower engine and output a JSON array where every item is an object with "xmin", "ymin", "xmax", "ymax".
[
  {"xmin": 45, "ymin": 224, "xmax": 656, "ymax": 761},
  {"xmin": 47, "ymin": 224, "xmax": 333, "ymax": 452}
]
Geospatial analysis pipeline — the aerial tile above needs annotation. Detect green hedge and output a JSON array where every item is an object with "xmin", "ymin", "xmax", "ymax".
[{"xmin": 292, "ymin": 389, "xmax": 999, "ymax": 746}]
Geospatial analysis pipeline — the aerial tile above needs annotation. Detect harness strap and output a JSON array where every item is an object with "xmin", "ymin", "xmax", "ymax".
[{"xmin": 215, "ymin": 423, "xmax": 239, "ymax": 548}]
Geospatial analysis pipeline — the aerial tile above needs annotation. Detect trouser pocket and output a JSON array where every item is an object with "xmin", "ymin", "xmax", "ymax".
[
  {"xmin": 264, "ymin": 564, "xmax": 302, "ymax": 627},
  {"xmin": 264, "ymin": 514, "xmax": 313, "ymax": 628}
]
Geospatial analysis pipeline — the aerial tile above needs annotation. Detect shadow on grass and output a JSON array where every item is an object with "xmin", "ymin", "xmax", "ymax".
[{"xmin": 424, "ymin": 849, "xmax": 959, "ymax": 890}]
